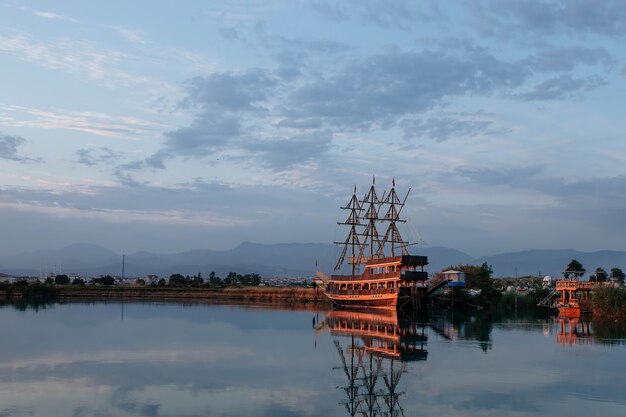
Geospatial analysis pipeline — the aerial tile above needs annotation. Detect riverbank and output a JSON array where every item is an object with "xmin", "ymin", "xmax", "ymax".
[{"xmin": 1, "ymin": 284, "xmax": 331, "ymax": 308}]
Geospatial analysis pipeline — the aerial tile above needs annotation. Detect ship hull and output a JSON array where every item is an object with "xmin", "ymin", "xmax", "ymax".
[
  {"xmin": 557, "ymin": 304, "xmax": 591, "ymax": 318},
  {"xmin": 558, "ymin": 306, "xmax": 582, "ymax": 318},
  {"xmin": 326, "ymin": 293, "xmax": 398, "ymax": 309}
]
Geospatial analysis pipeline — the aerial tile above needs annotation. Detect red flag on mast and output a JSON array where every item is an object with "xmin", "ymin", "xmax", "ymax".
[{"xmin": 392, "ymin": 177, "xmax": 395, "ymax": 187}]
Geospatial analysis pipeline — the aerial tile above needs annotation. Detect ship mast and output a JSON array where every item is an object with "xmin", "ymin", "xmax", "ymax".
[
  {"xmin": 334, "ymin": 185, "xmax": 364, "ymax": 274},
  {"xmin": 334, "ymin": 178, "xmax": 412, "ymax": 273},
  {"xmin": 360, "ymin": 175, "xmax": 384, "ymax": 260},
  {"xmin": 378, "ymin": 178, "xmax": 410, "ymax": 257}
]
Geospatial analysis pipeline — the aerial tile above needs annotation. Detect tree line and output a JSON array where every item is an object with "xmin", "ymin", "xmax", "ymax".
[
  {"xmin": 146, "ymin": 272, "xmax": 262, "ymax": 287},
  {"xmin": 565, "ymin": 259, "xmax": 625, "ymax": 283},
  {"xmin": 42, "ymin": 271, "xmax": 263, "ymax": 287}
]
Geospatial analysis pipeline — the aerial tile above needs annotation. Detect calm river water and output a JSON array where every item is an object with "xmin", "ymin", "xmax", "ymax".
[{"xmin": 1, "ymin": 302, "xmax": 625, "ymax": 417}]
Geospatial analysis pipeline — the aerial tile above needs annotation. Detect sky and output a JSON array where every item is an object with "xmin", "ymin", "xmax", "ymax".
[{"xmin": 1, "ymin": 0, "xmax": 626, "ymax": 257}]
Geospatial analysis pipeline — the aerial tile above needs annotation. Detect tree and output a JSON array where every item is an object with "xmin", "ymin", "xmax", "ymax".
[
  {"xmin": 566, "ymin": 259, "xmax": 585, "ymax": 278},
  {"xmin": 610, "ymin": 268, "xmax": 625, "ymax": 284},
  {"xmin": 92, "ymin": 275, "xmax": 115, "ymax": 286},
  {"xmin": 191, "ymin": 274, "xmax": 204, "ymax": 287},
  {"xmin": 209, "ymin": 272, "xmax": 222, "ymax": 286},
  {"xmin": 168, "ymin": 273, "xmax": 187, "ymax": 287},
  {"xmin": 224, "ymin": 272, "xmax": 239, "ymax": 286},
  {"xmin": 590, "ymin": 267, "xmax": 608, "ymax": 282},
  {"xmin": 55, "ymin": 274, "xmax": 70, "ymax": 285},
  {"xmin": 474, "ymin": 262, "xmax": 498, "ymax": 297},
  {"xmin": 71, "ymin": 278, "xmax": 85, "ymax": 285}
]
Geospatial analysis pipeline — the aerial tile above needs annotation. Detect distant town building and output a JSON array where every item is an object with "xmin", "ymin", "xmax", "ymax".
[
  {"xmin": 443, "ymin": 270, "xmax": 466, "ymax": 287},
  {"xmin": 542, "ymin": 276, "xmax": 552, "ymax": 288}
]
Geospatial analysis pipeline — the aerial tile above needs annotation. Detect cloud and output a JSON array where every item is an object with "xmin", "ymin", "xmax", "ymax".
[
  {"xmin": 27, "ymin": 8, "xmax": 79, "ymax": 23},
  {"xmin": 357, "ymin": 0, "xmax": 444, "ymax": 30},
  {"xmin": 281, "ymin": 49, "xmax": 528, "ymax": 131},
  {"xmin": 34, "ymin": 11, "xmax": 67, "ymax": 20},
  {"xmin": 0, "ymin": 183, "xmax": 252, "ymax": 228},
  {"xmin": 309, "ymin": 1, "xmax": 348, "ymax": 21},
  {"xmin": 475, "ymin": 0, "xmax": 626, "ymax": 37},
  {"xmin": 454, "ymin": 167, "xmax": 626, "ymax": 226},
  {"xmin": 310, "ymin": 0, "xmax": 444, "ymax": 30},
  {"xmin": 76, "ymin": 147, "xmax": 122, "ymax": 167},
  {"xmin": 0, "ymin": 104, "xmax": 168, "ymax": 138},
  {"xmin": 528, "ymin": 46, "xmax": 615, "ymax": 73},
  {"xmin": 150, "ymin": 115, "xmax": 241, "ymax": 167},
  {"xmin": 401, "ymin": 116, "xmax": 494, "ymax": 142},
  {"xmin": 455, "ymin": 165, "xmax": 545, "ymax": 186},
  {"xmin": 0, "ymin": 133, "xmax": 25, "ymax": 160},
  {"xmin": 141, "ymin": 38, "xmax": 612, "ymax": 172},
  {"xmin": 0, "ymin": 132, "xmax": 40, "ymax": 163},
  {"xmin": 242, "ymin": 131, "xmax": 333, "ymax": 170},
  {"xmin": 517, "ymin": 74, "xmax": 606, "ymax": 100},
  {"xmin": 0, "ymin": 33, "xmax": 176, "ymax": 93},
  {"xmin": 142, "ymin": 69, "xmax": 277, "ymax": 168},
  {"xmin": 105, "ymin": 26, "xmax": 145, "ymax": 44},
  {"xmin": 181, "ymin": 69, "xmax": 276, "ymax": 112},
  {"xmin": 0, "ymin": 176, "xmax": 326, "ymax": 229}
]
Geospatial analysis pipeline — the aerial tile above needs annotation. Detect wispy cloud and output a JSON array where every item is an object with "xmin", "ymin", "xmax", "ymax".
[
  {"xmin": 0, "ymin": 33, "xmax": 175, "ymax": 93},
  {"xmin": 0, "ymin": 104, "xmax": 169, "ymax": 138},
  {"xmin": 32, "ymin": 9, "xmax": 79, "ymax": 23},
  {"xmin": 0, "ymin": 199, "xmax": 252, "ymax": 228},
  {"xmin": 105, "ymin": 25, "xmax": 145, "ymax": 44}
]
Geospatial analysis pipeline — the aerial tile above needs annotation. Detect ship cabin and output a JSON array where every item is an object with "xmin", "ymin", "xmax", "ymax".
[
  {"xmin": 328, "ymin": 255, "xmax": 429, "ymax": 292},
  {"xmin": 380, "ymin": 255, "xmax": 429, "ymax": 288}
]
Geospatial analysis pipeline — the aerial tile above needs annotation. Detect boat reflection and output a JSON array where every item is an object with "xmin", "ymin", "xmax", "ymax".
[
  {"xmin": 317, "ymin": 309, "xmax": 427, "ymax": 416},
  {"xmin": 554, "ymin": 317, "xmax": 593, "ymax": 346},
  {"xmin": 321, "ymin": 309, "xmax": 428, "ymax": 361},
  {"xmin": 551, "ymin": 316, "xmax": 626, "ymax": 347}
]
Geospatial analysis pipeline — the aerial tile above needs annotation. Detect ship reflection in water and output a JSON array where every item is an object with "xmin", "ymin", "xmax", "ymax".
[
  {"xmin": 316, "ymin": 309, "xmax": 427, "ymax": 417},
  {"xmin": 551, "ymin": 316, "xmax": 626, "ymax": 347}
]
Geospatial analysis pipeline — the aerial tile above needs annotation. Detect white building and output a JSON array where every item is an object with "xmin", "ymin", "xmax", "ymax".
[{"xmin": 443, "ymin": 270, "xmax": 466, "ymax": 287}]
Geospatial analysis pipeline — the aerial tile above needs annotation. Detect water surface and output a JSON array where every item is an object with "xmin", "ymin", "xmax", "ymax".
[{"xmin": 1, "ymin": 302, "xmax": 625, "ymax": 417}]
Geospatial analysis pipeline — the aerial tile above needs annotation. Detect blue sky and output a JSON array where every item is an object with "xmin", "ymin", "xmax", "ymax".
[{"xmin": 1, "ymin": 0, "xmax": 625, "ymax": 257}]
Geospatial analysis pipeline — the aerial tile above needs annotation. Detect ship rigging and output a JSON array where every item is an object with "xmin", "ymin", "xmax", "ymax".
[{"xmin": 320, "ymin": 177, "xmax": 436, "ymax": 310}]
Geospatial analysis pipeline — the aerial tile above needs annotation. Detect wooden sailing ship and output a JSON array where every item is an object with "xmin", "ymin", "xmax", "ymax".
[{"xmin": 318, "ymin": 178, "xmax": 431, "ymax": 310}]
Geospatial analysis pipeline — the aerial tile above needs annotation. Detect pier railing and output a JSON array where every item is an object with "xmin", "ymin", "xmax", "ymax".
[
  {"xmin": 555, "ymin": 280, "xmax": 612, "ymax": 291},
  {"xmin": 326, "ymin": 288, "xmax": 398, "ymax": 296}
]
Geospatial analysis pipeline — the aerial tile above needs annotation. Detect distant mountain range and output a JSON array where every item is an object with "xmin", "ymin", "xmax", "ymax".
[{"xmin": 1, "ymin": 242, "xmax": 626, "ymax": 279}]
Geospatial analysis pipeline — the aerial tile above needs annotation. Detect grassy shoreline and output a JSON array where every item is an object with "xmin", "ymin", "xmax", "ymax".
[
  {"xmin": 1, "ymin": 284, "xmax": 331, "ymax": 309},
  {"xmin": 591, "ymin": 287, "xmax": 626, "ymax": 320}
]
